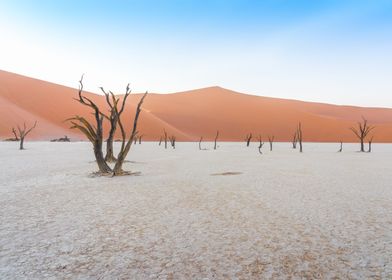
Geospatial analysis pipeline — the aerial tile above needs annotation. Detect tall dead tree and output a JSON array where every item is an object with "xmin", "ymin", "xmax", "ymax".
[
  {"xmin": 159, "ymin": 136, "xmax": 162, "ymax": 146},
  {"xmin": 214, "ymin": 130, "xmax": 219, "ymax": 150},
  {"xmin": 69, "ymin": 75, "xmax": 148, "ymax": 175},
  {"xmin": 245, "ymin": 133, "xmax": 252, "ymax": 147},
  {"xmin": 15, "ymin": 121, "xmax": 37, "ymax": 150},
  {"xmin": 258, "ymin": 135, "xmax": 264, "ymax": 154},
  {"xmin": 138, "ymin": 135, "xmax": 143, "ymax": 144},
  {"xmin": 199, "ymin": 136, "xmax": 203, "ymax": 150},
  {"xmin": 268, "ymin": 136, "xmax": 274, "ymax": 151},
  {"xmin": 350, "ymin": 117, "xmax": 375, "ymax": 152},
  {"xmin": 297, "ymin": 122, "xmax": 303, "ymax": 153},
  {"xmin": 100, "ymin": 85, "xmax": 131, "ymax": 162}
]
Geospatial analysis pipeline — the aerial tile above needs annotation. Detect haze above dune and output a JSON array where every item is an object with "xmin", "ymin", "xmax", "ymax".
[{"xmin": 1, "ymin": 69, "xmax": 392, "ymax": 142}]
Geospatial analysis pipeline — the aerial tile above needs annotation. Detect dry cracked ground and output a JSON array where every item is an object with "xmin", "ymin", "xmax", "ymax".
[{"xmin": 1, "ymin": 142, "xmax": 392, "ymax": 279}]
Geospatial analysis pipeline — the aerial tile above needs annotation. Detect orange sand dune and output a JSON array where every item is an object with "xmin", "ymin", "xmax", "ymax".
[{"xmin": 1, "ymin": 70, "xmax": 392, "ymax": 142}]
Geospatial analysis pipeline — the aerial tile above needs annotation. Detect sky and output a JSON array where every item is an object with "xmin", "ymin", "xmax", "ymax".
[{"xmin": 1, "ymin": 0, "xmax": 392, "ymax": 107}]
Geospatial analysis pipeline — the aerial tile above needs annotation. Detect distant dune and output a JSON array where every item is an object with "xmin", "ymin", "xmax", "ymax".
[{"xmin": 1, "ymin": 69, "xmax": 392, "ymax": 142}]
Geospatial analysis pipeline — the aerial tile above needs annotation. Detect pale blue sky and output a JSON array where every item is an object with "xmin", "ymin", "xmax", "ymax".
[{"xmin": 1, "ymin": 0, "xmax": 392, "ymax": 107}]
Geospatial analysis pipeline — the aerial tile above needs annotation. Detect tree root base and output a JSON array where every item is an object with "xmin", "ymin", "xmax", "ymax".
[
  {"xmin": 89, "ymin": 171, "xmax": 142, "ymax": 177},
  {"xmin": 112, "ymin": 171, "xmax": 142, "ymax": 177}
]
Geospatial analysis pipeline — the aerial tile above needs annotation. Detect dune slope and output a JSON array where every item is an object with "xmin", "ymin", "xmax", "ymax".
[{"xmin": 1, "ymin": 70, "xmax": 392, "ymax": 142}]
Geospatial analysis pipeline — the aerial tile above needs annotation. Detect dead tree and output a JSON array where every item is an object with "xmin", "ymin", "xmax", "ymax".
[
  {"xmin": 100, "ymin": 86, "xmax": 131, "ymax": 162},
  {"xmin": 169, "ymin": 136, "xmax": 176, "ymax": 149},
  {"xmin": 138, "ymin": 135, "xmax": 143, "ymax": 144},
  {"xmin": 159, "ymin": 136, "xmax": 162, "ymax": 146},
  {"xmin": 367, "ymin": 136, "xmax": 374, "ymax": 153},
  {"xmin": 350, "ymin": 117, "xmax": 375, "ymax": 152},
  {"xmin": 338, "ymin": 141, "xmax": 343, "ymax": 152},
  {"xmin": 292, "ymin": 132, "xmax": 298, "ymax": 149},
  {"xmin": 69, "ymin": 75, "xmax": 148, "ymax": 175},
  {"xmin": 111, "ymin": 92, "xmax": 148, "ymax": 175},
  {"xmin": 199, "ymin": 136, "xmax": 203, "ymax": 150},
  {"xmin": 163, "ymin": 129, "xmax": 168, "ymax": 149},
  {"xmin": 134, "ymin": 137, "xmax": 137, "ymax": 144},
  {"xmin": 297, "ymin": 122, "xmax": 303, "ymax": 153},
  {"xmin": 214, "ymin": 130, "xmax": 219, "ymax": 150},
  {"xmin": 69, "ymin": 76, "xmax": 112, "ymax": 174},
  {"xmin": 258, "ymin": 135, "xmax": 264, "ymax": 154},
  {"xmin": 16, "ymin": 121, "xmax": 37, "ymax": 150},
  {"xmin": 245, "ymin": 133, "xmax": 252, "ymax": 147},
  {"xmin": 268, "ymin": 136, "xmax": 274, "ymax": 151}
]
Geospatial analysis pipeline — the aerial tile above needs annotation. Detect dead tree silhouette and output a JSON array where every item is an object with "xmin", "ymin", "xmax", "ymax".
[
  {"xmin": 268, "ymin": 136, "xmax": 274, "ymax": 151},
  {"xmin": 163, "ymin": 129, "xmax": 168, "ymax": 149},
  {"xmin": 69, "ymin": 75, "xmax": 148, "ymax": 175},
  {"xmin": 338, "ymin": 141, "xmax": 343, "ymax": 152},
  {"xmin": 214, "ymin": 130, "xmax": 219, "ymax": 150},
  {"xmin": 15, "ymin": 121, "xmax": 37, "ymax": 150},
  {"xmin": 258, "ymin": 135, "xmax": 264, "ymax": 154},
  {"xmin": 292, "ymin": 132, "xmax": 298, "ymax": 149},
  {"xmin": 199, "ymin": 136, "xmax": 203, "ymax": 150},
  {"xmin": 169, "ymin": 136, "xmax": 176, "ymax": 149},
  {"xmin": 297, "ymin": 122, "xmax": 303, "ymax": 153},
  {"xmin": 245, "ymin": 133, "xmax": 252, "ymax": 147},
  {"xmin": 350, "ymin": 117, "xmax": 375, "ymax": 152},
  {"xmin": 367, "ymin": 136, "xmax": 374, "ymax": 153}
]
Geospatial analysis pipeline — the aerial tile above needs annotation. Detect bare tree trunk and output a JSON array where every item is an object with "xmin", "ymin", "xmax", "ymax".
[
  {"xmin": 105, "ymin": 121, "xmax": 117, "ymax": 162},
  {"xmin": 19, "ymin": 137, "xmax": 24, "ymax": 150},
  {"xmin": 214, "ymin": 130, "xmax": 219, "ymax": 150},
  {"xmin": 297, "ymin": 122, "xmax": 303, "ymax": 153},
  {"xmin": 139, "ymin": 135, "xmax": 142, "ymax": 144},
  {"xmin": 367, "ymin": 137, "xmax": 373, "ymax": 153},
  {"xmin": 112, "ymin": 92, "xmax": 148, "ymax": 176},
  {"xmin": 245, "ymin": 133, "xmax": 252, "ymax": 147},
  {"xmin": 338, "ymin": 141, "xmax": 343, "ymax": 152},
  {"xmin": 199, "ymin": 136, "xmax": 203, "ymax": 150},
  {"xmin": 164, "ymin": 130, "xmax": 168, "ymax": 149},
  {"xmin": 268, "ymin": 136, "xmax": 274, "ymax": 151},
  {"xmin": 292, "ymin": 132, "xmax": 297, "ymax": 149},
  {"xmin": 95, "ymin": 137, "xmax": 112, "ymax": 173},
  {"xmin": 100, "ymin": 87, "xmax": 130, "ymax": 163},
  {"xmin": 159, "ymin": 137, "xmax": 162, "ymax": 146},
  {"xmin": 258, "ymin": 135, "xmax": 264, "ymax": 154},
  {"xmin": 169, "ymin": 136, "xmax": 176, "ymax": 149},
  {"xmin": 95, "ymin": 116, "xmax": 112, "ymax": 173}
]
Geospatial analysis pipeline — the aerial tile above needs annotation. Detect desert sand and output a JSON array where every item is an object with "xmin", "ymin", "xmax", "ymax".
[
  {"xmin": 2, "ymin": 69, "xmax": 392, "ymax": 142},
  {"xmin": 1, "ymin": 141, "xmax": 391, "ymax": 279}
]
